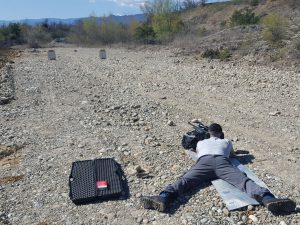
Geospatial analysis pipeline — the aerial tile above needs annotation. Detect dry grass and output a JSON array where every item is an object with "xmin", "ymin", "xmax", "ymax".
[
  {"xmin": 0, "ymin": 49, "xmax": 10, "ymax": 70},
  {"xmin": 0, "ymin": 144, "xmax": 23, "ymax": 167},
  {"xmin": 0, "ymin": 49, "xmax": 20, "ymax": 70},
  {"xmin": 0, "ymin": 175, "xmax": 24, "ymax": 185}
]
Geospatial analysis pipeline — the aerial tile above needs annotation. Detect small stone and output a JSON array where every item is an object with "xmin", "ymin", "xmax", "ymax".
[
  {"xmin": 191, "ymin": 119, "xmax": 201, "ymax": 123},
  {"xmin": 107, "ymin": 213, "xmax": 116, "ymax": 220},
  {"xmin": 61, "ymin": 193, "xmax": 69, "ymax": 198},
  {"xmin": 136, "ymin": 193, "xmax": 142, "ymax": 198},
  {"xmin": 123, "ymin": 151, "xmax": 130, "ymax": 156},
  {"xmin": 242, "ymin": 215, "xmax": 247, "ymax": 222},
  {"xmin": 237, "ymin": 222, "xmax": 245, "ymax": 225},
  {"xmin": 99, "ymin": 148, "xmax": 108, "ymax": 153},
  {"xmin": 279, "ymin": 221, "xmax": 287, "ymax": 225},
  {"xmin": 200, "ymin": 218, "xmax": 208, "ymax": 223},
  {"xmin": 78, "ymin": 143, "xmax": 85, "ymax": 148},
  {"xmin": 269, "ymin": 111, "xmax": 281, "ymax": 116},
  {"xmin": 223, "ymin": 208, "xmax": 230, "ymax": 217},
  {"xmin": 33, "ymin": 201, "xmax": 43, "ymax": 208},
  {"xmin": 0, "ymin": 97, "xmax": 10, "ymax": 105},
  {"xmin": 226, "ymin": 217, "xmax": 235, "ymax": 224},
  {"xmin": 232, "ymin": 137, "xmax": 239, "ymax": 142},
  {"xmin": 127, "ymin": 167, "xmax": 136, "ymax": 176},
  {"xmin": 131, "ymin": 104, "xmax": 141, "ymax": 109},
  {"xmin": 167, "ymin": 120, "xmax": 174, "ymax": 126},
  {"xmin": 249, "ymin": 215, "xmax": 258, "ymax": 223},
  {"xmin": 135, "ymin": 165, "xmax": 143, "ymax": 173},
  {"xmin": 288, "ymin": 157, "xmax": 297, "ymax": 163},
  {"xmin": 137, "ymin": 217, "xmax": 143, "ymax": 223},
  {"xmin": 247, "ymin": 205, "xmax": 254, "ymax": 211},
  {"xmin": 181, "ymin": 219, "xmax": 187, "ymax": 225}
]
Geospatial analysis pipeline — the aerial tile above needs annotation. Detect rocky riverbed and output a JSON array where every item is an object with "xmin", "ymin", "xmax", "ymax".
[{"xmin": 0, "ymin": 47, "xmax": 299, "ymax": 225}]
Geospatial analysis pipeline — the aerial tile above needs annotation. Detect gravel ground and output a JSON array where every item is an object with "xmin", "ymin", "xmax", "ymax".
[
  {"xmin": 0, "ymin": 47, "xmax": 299, "ymax": 225},
  {"xmin": 0, "ymin": 63, "xmax": 14, "ymax": 105}
]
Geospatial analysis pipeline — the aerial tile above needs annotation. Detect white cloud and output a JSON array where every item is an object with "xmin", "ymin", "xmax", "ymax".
[
  {"xmin": 108, "ymin": 0, "xmax": 146, "ymax": 8},
  {"xmin": 89, "ymin": 0, "xmax": 96, "ymax": 3}
]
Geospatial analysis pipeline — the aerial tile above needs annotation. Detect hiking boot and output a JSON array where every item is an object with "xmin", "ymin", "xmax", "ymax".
[
  {"xmin": 263, "ymin": 198, "xmax": 296, "ymax": 213},
  {"xmin": 141, "ymin": 196, "xmax": 167, "ymax": 212}
]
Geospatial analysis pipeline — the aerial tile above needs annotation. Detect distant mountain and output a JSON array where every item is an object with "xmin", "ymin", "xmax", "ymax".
[{"xmin": 0, "ymin": 14, "xmax": 145, "ymax": 26}]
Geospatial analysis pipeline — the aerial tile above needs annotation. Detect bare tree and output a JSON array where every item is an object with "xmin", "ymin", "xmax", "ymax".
[
  {"xmin": 182, "ymin": 0, "xmax": 198, "ymax": 10},
  {"xmin": 141, "ymin": 0, "xmax": 178, "ymax": 16}
]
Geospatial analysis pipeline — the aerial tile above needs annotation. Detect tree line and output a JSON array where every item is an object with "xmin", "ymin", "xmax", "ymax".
[
  {"xmin": 0, "ymin": 0, "xmax": 209, "ymax": 47},
  {"xmin": 1, "ymin": 0, "xmax": 296, "ymax": 48}
]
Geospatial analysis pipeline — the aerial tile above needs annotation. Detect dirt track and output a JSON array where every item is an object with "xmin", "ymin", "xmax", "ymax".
[{"xmin": 0, "ymin": 47, "xmax": 299, "ymax": 224}]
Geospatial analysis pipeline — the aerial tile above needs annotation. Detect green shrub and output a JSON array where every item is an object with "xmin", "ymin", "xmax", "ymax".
[
  {"xmin": 141, "ymin": 0, "xmax": 184, "ymax": 42},
  {"xmin": 231, "ymin": 0, "xmax": 261, "ymax": 5},
  {"xmin": 261, "ymin": 14, "xmax": 287, "ymax": 44},
  {"xmin": 202, "ymin": 49, "xmax": 220, "ymax": 59},
  {"xmin": 202, "ymin": 48, "xmax": 231, "ymax": 60},
  {"xmin": 250, "ymin": 0, "xmax": 259, "ymax": 6},
  {"xmin": 0, "ymin": 23, "xmax": 24, "ymax": 46},
  {"xmin": 152, "ymin": 12, "xmax": 183, "ymax": 42},
  {"xmin": 219, "ymin": 49, "xmax": 232, "ymax": 60},
  {"xmin": 0, "ymin": 32, "xmax": 4, "ymax": 45},
  {"xmin": 230, "ymin": 8, "xmax": 260, "ymax": 26},
  {"xmin": 134, "ymin": 23, "xmax": 156, "ymax": 44}
]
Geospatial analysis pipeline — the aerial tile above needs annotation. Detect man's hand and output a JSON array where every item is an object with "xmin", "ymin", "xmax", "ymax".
[{"xmin": 229, "ymin": 149, "xmax": 236, "ymax": 158}]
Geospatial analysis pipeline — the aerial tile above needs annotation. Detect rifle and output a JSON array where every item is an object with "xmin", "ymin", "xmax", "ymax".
[{"xmin": 188, "ymin": 122, "xmax": 208, "ymax": 133}]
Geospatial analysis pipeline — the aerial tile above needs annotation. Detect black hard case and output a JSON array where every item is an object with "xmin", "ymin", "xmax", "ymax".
[{"xmin": 69, "ymin": 158, "xmax": 124, "ymax": 204}]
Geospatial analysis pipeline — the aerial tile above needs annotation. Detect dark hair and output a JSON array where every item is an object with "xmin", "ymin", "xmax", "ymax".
[{"xmin": 208, "ymin": 123, "xmax": 222, "ymax": 133}]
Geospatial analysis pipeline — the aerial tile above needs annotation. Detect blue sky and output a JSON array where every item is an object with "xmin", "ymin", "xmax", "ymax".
[
  {"xmin": 0, "ymin": 0, "xmax": 145, "ymax": 20},
  {"xmin": 1, "ymin": 0, "xmax": 228, "ymax": 21}
]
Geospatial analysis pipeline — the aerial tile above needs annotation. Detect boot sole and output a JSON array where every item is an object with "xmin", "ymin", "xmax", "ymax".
[
  {"xmin": 141, "ymin": 197, "xmax": 165, "ymax": 212},
  {"xmin": 266, "ymin": 199, "xmax": 296, "ymax": 213}
]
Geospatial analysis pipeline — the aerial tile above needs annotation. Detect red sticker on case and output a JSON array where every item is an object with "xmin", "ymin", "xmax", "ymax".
[{"xmin": 97, "ymin": 180, "xmax": 108, "ymax": 189}]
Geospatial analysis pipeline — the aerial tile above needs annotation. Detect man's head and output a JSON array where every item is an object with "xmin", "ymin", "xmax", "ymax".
[{"xmin": 208, "ymin": 123, "xmax": 223, "ymax": 138}]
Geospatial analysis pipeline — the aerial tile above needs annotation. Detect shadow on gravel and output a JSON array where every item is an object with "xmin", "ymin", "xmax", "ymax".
[
  {"xmin": 234, "ymin": 152, "xmax": 255, "ymax": 165},
  {"xmin": 166, "ymin": 182, "xmax": 211, "ymax": 214}
]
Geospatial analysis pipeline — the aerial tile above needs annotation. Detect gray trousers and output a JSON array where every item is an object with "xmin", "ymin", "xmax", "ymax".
[{"xmin": 163, "ymin": 155, "xmax": 271, "ymax": 202}]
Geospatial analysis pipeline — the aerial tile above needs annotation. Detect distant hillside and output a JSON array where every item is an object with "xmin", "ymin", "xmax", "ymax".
[
  {"xmin": 0, "ymin": 14, "xmax": 145, "ymax": 26},
  {"xmin": 172, "ymin": 0, "xmax": 300, "ymax": 68}
]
